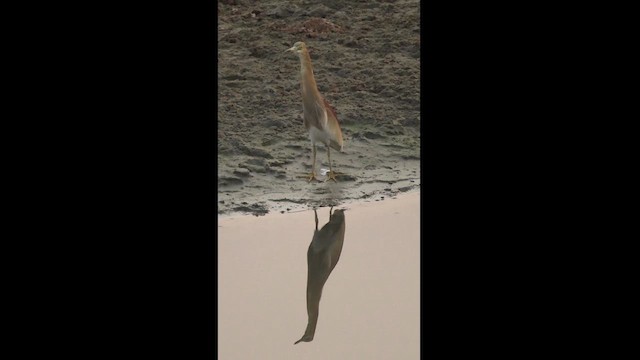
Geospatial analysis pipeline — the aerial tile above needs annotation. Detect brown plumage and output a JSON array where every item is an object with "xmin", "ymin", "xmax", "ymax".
[
  {"xmin": 286, "ymin": 42, "xmax": 344, "ymax": 182},
  {"xmin": 295, "ymin": 207, "xmax": 346, "ymax": 344}
]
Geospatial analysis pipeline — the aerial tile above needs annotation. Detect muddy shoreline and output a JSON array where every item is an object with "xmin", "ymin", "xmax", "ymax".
[{"xmin": 218, "ymin": 0, "xmax": 420, "ymax": 216}]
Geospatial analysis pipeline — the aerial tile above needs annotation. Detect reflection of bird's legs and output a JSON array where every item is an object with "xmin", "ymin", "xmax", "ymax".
[
  {"xmin": 308, "ymin": 144, "xmax": 317, "ymax": 182},
  {"xmin": 314, "ymin": 209, "xmax": 318, "ymax": 230},
  {"xmin": 326, "ymin": 146, "xmax": 337, "ymax": 182}
]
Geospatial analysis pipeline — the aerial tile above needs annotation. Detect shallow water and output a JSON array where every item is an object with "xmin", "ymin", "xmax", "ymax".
[{"xmin": 218, "ymin": 192, "xmax": 420, "ymax": 359}]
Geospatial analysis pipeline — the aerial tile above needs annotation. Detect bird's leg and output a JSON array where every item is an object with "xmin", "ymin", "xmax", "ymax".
[
  {"xmin": 326, "ymin": 146, "xmax": 338, "ymax": 182},
  {"xmin": 307, "ymin": 144, "xmax": 317, "ymax": 182},
  {"xmin": 329, "ymin": 206, "xmax": 334, "ymax": 220},
  {"xmin": 314, "ymin": 209, "xmax": 318, "ymax": 230}
]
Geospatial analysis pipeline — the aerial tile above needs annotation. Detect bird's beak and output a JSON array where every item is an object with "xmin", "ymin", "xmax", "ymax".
[{"xmin": 285, "ymin": 46, "xmax": 295, "ymax": 53}]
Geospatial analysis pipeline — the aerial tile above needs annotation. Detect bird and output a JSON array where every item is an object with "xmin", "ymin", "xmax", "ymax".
[
  {"xmin": 295, "ymin": 206, "xmax": 346, "ymax": 345},
  {"xmin": 286, "ymin": 41, "xmax": 344, "ymax": 182}
]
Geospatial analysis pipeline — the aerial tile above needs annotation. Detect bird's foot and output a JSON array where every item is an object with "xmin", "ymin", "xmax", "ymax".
[
  {"xmin": 325, "ymin": 171, "xmax": 338, "ymax": 182},
  {"xmin": 306, "ymin": 172, "xmax": 317, "ymax": 182}
]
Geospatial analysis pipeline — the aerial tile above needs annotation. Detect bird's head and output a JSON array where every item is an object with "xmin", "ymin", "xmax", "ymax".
[
  {"xmin": 285, "ymin": 41, "xmax": 307, "ymax": 55},
  {"xmin": 294, "ymin": 333, "xmax": 314, "ymax": 345}
]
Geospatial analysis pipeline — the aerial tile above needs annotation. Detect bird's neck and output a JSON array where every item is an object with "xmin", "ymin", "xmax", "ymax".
[
  {"xmin": 304, "ymin": 276, "xmax": 327, "ymax": 339},
  {"xmin": 299, "ymin": 51, "xmax": 320, "ymax": 97},
  {"xmin": 302, "ymin": 315, "xmax": 318, "ymax": 340},
  {"xmin": 303, "ymin": 287, "xmax": 320, "ymax": 339}
]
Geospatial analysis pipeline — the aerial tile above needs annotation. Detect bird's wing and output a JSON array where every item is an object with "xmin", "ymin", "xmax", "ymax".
[
  {"xmin": 314, "ymin": 99, "xmax": 328, "ymax": 131},
  {"xmin": 322, "ymin": 98, "xmax": 344, "ymax": 151},
  {"xmin": 323, "ymin": 98, "xmax": 338, "ymax": 124},
  {"xmin": 304, "ymin": 97, "xmax": 328, "ymax": 131}
]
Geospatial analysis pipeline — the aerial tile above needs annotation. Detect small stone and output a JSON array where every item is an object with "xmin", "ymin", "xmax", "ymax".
[
  {"xmin": 307, "ymin": 4, "xmax": 331, "ymax": 17},
  {"xmin": 233, "ymin": 168, "xmax": 251, "ymax": 177},
  {"xmin": 219, "ymin": 177, "xmax": 243, "ymax": 187}
]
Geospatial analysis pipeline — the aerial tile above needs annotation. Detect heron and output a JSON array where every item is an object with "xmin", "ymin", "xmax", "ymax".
[{"xmin": 286, "ymin": 41, "xmax": 344, "ymax": 182}]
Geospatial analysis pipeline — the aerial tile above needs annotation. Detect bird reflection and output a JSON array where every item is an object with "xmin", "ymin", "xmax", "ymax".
[{"xmin": 295, "ymin": 206, "xmax": 346, "ymax": 345}]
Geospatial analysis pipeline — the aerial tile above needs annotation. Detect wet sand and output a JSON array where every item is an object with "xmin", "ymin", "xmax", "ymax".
[{"xmin": 218, "ymin": 191, "xmax": 420, "ymax": 359}]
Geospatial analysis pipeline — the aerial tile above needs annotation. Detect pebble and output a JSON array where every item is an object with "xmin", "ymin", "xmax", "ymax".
[
  {"xmin": 233, "ymin": 168, "xmax": 251, "ymax": 177},
  {"xmin": 307, "ymin": 4, "xmax": 331, "ymax": 17}
]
